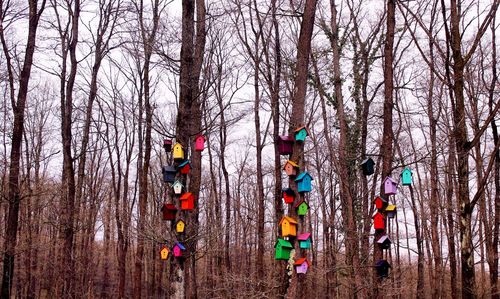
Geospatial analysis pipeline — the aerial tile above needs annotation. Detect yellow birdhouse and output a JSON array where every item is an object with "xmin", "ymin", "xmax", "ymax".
[
  {"xmin": 173, "ymin": 143, "xmax": 184, "ymax": 161},
  {"xmin": 160, "ymin": 246, "xmax": 170, "ymax": 260},
  {"xmin": 279, "ymin": 216, "xmax": 298, "ymax": 237},
  {"xmin": 176, "ymin": 219, "xmax": 186, "ymax": 234}
]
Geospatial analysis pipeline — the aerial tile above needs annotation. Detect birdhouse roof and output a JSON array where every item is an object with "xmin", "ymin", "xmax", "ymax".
[
  {"xmin": 162, "ymin": 203, "xmax": 177, "ymax": 211},
  {"xmin": 377, "ymin": 235, "xmax": 391, "ymax": 244},
  {"xmin": 274, "ymin": 239, "xmax": 293, "ymax": 248},
  {"xmin": 174, "ymin": 242, "xmax": 186, "ymax": 251},
  {"xmin": 279, "ymin": 216, "xmax": 298, "ymax": 226},
  {"xmin": 294, "ymin": 199, "xmax": 310, "ymax": 209},
  {"xmin": 196, "ymin": 134, "xmax": 206, "ymax": 140},
  {"xmin": 173, "ymin": 180, "xmax": 183, "ymax": 186},
  {"xmin": 173, "ymin": 142, "xmax": 183, "ymax": 148},
  {"xmin": 294, "ymin": 126, "xmax": 309, "ymax": 134},
  {"xmin": 384, "ymin": 176, "xmax": 397, "ymax": 185},
  {"xmin": 373, "ymin": 196, "xmax": 388, "ymax": 204},
  {"xmin": 298, "ymin": 233, "xmax": 311, "ymax": 241},
  {"xmin": 163, "ymin": 166, "xmax": 177, "ymax": 173},
  {"xmin": 361, "ymin": 157, "xmax": 374, "ymax": 165},
  {"xmin": 295, "ymin": 172, "xmax": 313, "ymax": 182},
  {"xmin": 385, "ymin": 204, "xmax": 397, "ymax": 212},
  {"xmin": 375, "ymin": 259, "xmax": 391, "ymax": 268},
  {"xmin": 180, "ymin": 192, "xmax": 193, "ymax": 201},
  {"xmin": 372, "ymin": 212, "xmax": 386, "ymax": 219},
  {"xmin": 284, "ymin": 160, "xmax": 299, "ymax": 168},
  {"xmin": 278, "ymin": 135, "xmax": 294, "ymax": 142},
  {"xmin": 164, "ymin": 139, "xmax": 172, "ymax": 145},
  {"xmin": 160, "ymin": 246, "xmax": 169, "ymax": 253},
  {"xmin": 282, "ymin": 188, "xmax": 295, "ymax": 196},
  {"xmin": 176, "ymin": 219, "xmax": 185, "ymax": 224},
  {"xmin": 294, "ymin": 257, "xmax": 310, "ymax": 267},
  {"xmin": 402, "ymin": 167, "xmax": 412, "ymax": 174},
  {"xmin": 178, "ymin": 160, "xmax": 191, "ymax": 168}
]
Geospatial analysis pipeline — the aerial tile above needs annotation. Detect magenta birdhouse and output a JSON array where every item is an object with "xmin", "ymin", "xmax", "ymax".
[
  {"xmin": 163, "ymin": 139, "xmax": 173, "ymax": 152},
  {"xmin": 195, "ymin": 135, "xmax": 205, "ymax": 152},
  {"xmin": 383, "ymin": 176, "xmax": 398, "ymax": 195},
  {"xmin": 277, "ymin": 136, "xmax": 294, "ymax": 155},
  {"xmin": 173, "ymin": 242, "xmax": 186, "ymax": 257}
]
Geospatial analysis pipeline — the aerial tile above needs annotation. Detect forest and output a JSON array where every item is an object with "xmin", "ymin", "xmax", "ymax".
[{"xmin": 0, "ymin": 0, "xmax": 499, "ymax": 298}]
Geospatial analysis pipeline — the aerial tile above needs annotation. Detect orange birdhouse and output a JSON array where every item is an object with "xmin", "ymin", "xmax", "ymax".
[
  {"xmin": 180, "ymin": 192, "xmax": 195, "ymax": 210},
  {"xmin": 160, "ymin": 246, "xmax": 170, "ymax": 260},
  {"xmin": 279, "ymin": 216, "xmax": 298, "ymax": 237},
  {"xmin": 283, "ymin": 160, "xmax": 299, "ymax": 176}
]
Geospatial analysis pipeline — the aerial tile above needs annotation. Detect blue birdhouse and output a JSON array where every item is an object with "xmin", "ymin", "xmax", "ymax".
[
  {"xmin": 401, "ymin": 167, "xmax": 412, "ymax": 186},
  {"xmin": 295, "ymin": 172, "xmax": 313, "ymax": 193},
  {"xmin": 162, "ymin": 166, "xmax": 177, "ymax": 183},
  {"xmin": 294, "ymin": 126, "xmax": 309, "ymax": 142}
]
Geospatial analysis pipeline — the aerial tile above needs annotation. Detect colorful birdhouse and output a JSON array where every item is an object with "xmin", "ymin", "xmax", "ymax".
[
  {"xmin": 361, "ymin": 157, "xmax": 375, "ymax": 176},
  {"xmin": 377, "ymin": 235, "xmax": 392, "ymax": 249},
  {"xmin": 283, "ymin": 160, "xmax": 299, "ymax": 177},
  {"xmin": 161, "ymin": 203, "xmax": 177, "ymax": 221},
  {"xmin": 277, "ymin": 136, "xmax": 294, "ymax": 155},
  {"xmin": 373, "ymin": 196, "xmax": 388, "ymax": 210},
  {"xmin": 163, "ymin": 139, "xmax": 173, "ymax": 152},
  {"xmin": 383, "ymin": 176, "xmax": 398, "ymax": 195},
  {"xmin": 172, "ymin": 180, "xmax": 183, "ymax": 195},
  {"xmin": 195, "ymin": 135, "xmax": 206, "ymax": 152},
  {"xmin": 375, "ymin": 259, "xmax": 391, "ymax": 278},
  {"xmin": 385, "ymin": 204, "xmax": 397, "ymax": 218},
  {"xmin": 162, "ymin": 166, "xmax": 177, "ymax": 183},
  {"xmin": 401, "ymin": 167, "xmax": 413, "ymax": 186},
  {"xmin": 178, "ymin": 160, "xmax": 191, "ymax": 174},
  {"xmin": 294, "ymin": 126, "xmax": 309, "ymax": 142},
  {"xmin": 282, "ymin": 188, "xmax": 295, "ymax": 204},
  {"xmin": 173, "ymin": 242, "xmax": 186, "ymax": 258},
  {"xmin": 295, "ymin": 172, "xmax": 313, "ymax": 193},
  {"xmin": 173, "ymin": 143, "xmax": 184, "ymax": 161},
  {"xmin": 279, "ymin": 216, "xmax": 298, "ymax": 237},
  {"xmin": 160, "ymin": 246, "xmax": 170, "ymax": 260},
  {"xmin": 274, "ymin": 239, "xmax": 293, "ymax": 260},
  {"xmin": 176, "ymin": 219, "xmax": 186, "ymax": 234},
  {"xmin": 180, "ymin": 192, "xmax": 195, "ymax": 210},
  {"xmin": 298, "ymin": 233, "xmax": 312, "ymax": 249},
  {"xmin": 294, "ymin": 258, "xmax": 310, "ymax": 274},
  {"xmin": 295, "ymin": 199, "xmax": 310, "ymax": 216},
  {"xmin": 372, "ymin": 212, "xmax": 386, "ymax": 231}
]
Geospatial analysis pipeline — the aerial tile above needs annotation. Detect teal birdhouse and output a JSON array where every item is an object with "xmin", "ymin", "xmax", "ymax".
[
  {"xmin": 274, "ymin": 239, "xmax": 293, "ymax": 260},
  {"xmin": 401, "ymin": 167, "xmax": 412, "ymax": 186},
  {"xmin": 294, "ymin": 126, "xmax": 309, "ymax": 142},
  {"xmin": 295, "ymin": 172, "xmax": 313, "ymax": 193},
  {"xmin": 298, "ymin": 232, "xmax": 312, "ymax": 249}
]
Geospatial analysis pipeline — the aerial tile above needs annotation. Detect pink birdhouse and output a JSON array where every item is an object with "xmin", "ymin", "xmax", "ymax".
[
  {"xmin": 294, "ymin": 258, "xmax": 310, "ymax": 274},
  {"xmin": 195, "ymin": 135, "xmax": 206, "ymax": 152},
  {"xmin": 383, "ymin": 176, "xmax": 398, "ymax": 195},
  {"xmin": 173, "ymin": 242, "xmax": 186, "ymax": 257}
]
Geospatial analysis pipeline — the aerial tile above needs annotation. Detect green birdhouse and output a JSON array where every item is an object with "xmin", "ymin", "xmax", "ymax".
[
  {"xmin": 274, "ymin": 239, "xmax": 293, "ymax": 260},
  {"xmin": 295, "ymin": 200, "xmax": 310, "ymax": 216},
  {"xmin": 401, "ymin": 167, "xmax": 413, "ymax": 186}
]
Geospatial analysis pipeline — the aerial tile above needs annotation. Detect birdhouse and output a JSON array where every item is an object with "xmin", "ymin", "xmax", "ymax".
[
  {"xmin": 274, "ymin": 239, "xmax": 293, "ymax": 260},
  {"xmin": 401, "ymin": 167, "xmax": 412, "ymax": 186},
  {"xmin": 361, "ymin": 158, "xmax": 375, "ymax": 176},
  {"xmin": 373, "ymin": 196, "xmax": 388, "ymax": 210},
  {"xmin": 173, "ymin": 242, "xmax": 186, "ymax": 258},
  {"xmin": 377, "ymin": 235, "xmax": 392, "ymax": 249},
  {"xmin": 161, "ymin": 203, "xmax": 177, "ymax": 221},
  {"xmin": 163, "ymin": 139, "xmax": 173, "ymax": 152},
  {"xmin": 180, "ymin": 192, "xmax": 195, "ymax": 210},
  {"xmin": 372, "ymin": 212, "xmax": 386, "ymax": 231},
  {"xmin": 195, "ymin": 135, "xmax": 206, "ymax": 152},
  {"xmin": 294, "ymin": 126, "xmax": 309, "ymax": 142},
  {"xmin": 160, "ymin": 246, "xmax": 170, "ymax": 260},
  {"xmin": 177, "ymin": 160, "xmax": 191, "ymax": 175},
  {"xmin": 173, "ymin": 143, "xmax": 184, "ymax": 161},
  {"xmin": 295, "ymin": 199, "xmax": 310, "ymax": 216},
  {"xmin": 162, "ymin": 166, "xmax": 177, "ymax": 183},
  {"xmin": 279, "ymin": 216, "xmax": 298, "ymax": 237},
  {"xmin": 294, "ymin": 258, "xmax": 310, "ymax": 274},
  {"xmin": 282, "ymin": 188, "xmax": 295, "ymax": 204},
  {"xmin": 172, "ymin": 180, "xmax": 183, "ymax": 195},
  {"xmin": 283, "ymin": 160, "xmax": 299, "ymax": 177},
  {"xmin": 375, "ymin": 259, "xmax": 391, "ymax": 278},
  {"xmin": 176, "ymin": 219, "xmax": 186, "ymax": 234},
  {"xmin": 277, "ymin": 136, "xmax": 294, "ymax": 155},
  {"xmin": 295, "ymin": 172, "xmax": 313, "ymax": 193},
  {"xmin": 298, "ymin": 233, "xmax": 312, "ymax": 249},
  {"xmin": 385, "ymin": 204, "xmax": 397, "ymax": 218},
  {"xmin": 383, "ymin": 176, "xmax": 398, "ymax": 195}
]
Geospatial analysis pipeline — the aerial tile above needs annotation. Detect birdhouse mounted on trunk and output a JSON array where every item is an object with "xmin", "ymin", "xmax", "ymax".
[
  {"xmin": 385, "ymin": 204, "xmax": 397, "ymax": 218},
  {"xmin": 161, "ymin": 203, "xmax": 177, "ymax": 221},
  {"xmin": 294, "ymin": 258, "xmax": 310, "ymax": 274},
  {"xmin": 283, "ymin": 160, "xmax": 299, "ymax": 177},
  {"xmin": 178, "ymin": 160, "xmax": 191, "ymax": 174},
  {"xmin": 401, "ymin": 167, "xmax": 413, "ymax": 186},
  {"xmin": 274, "ymin": 239, "xmax": 293, "ymax": 260},
  {"xmin": 295, "ymin": 199, "xmax": 310, "ymax": 216},
  {"xmin": 176, "ymin": 219, "xmax": 186, "ymax": 234},
  {"xmin": 173, "ymin": 143, "xmax": 184, "ymax": 161},
  {"xmin": 377, "ymin": 235, "xmax": 392, "ymax": 249},
  {"xmin": 162, "ymin": 166, "xmax": 177, "ymax": 183},
  {"xmin": 298, "ymin": 233, "xmax": 312, "ymax": 249},
  {"xmin": 160, "ymin": 246, "xmax": 170, "ymax": 260},
  {"xmin": 279, "ymin": 216, "xmax": 298, "ymax": 237},
  {"xmin": 282, "ymin": 188, "xmax": 295, "ymax": 204},
  {"xmin": 373, "ymin": 196, "xmax": 388, "ymax": 210},
  {"xmin": 372, "ymin": 212, "xmax": 386, "ymax": 231},
  {"xmin": 294, "ymin": 126, "xmax": 309, "ymax": 142},
  {"xmin": 173, "ymin": 242, "xmax": 186, "ymax": 258},
  {"xmin": 195, "ymin": 135, "xmax": 206, "ymax": 152},
  {"xmin": 180, "ymin": 192, "xmax": 195, "ymax": 210},
  {"xmin": 383, "ymin": 176, "xmax": 398, "ymax": 195},
  {"xmin": 375, "ymin": 259, "xmax": 391, "ymax": 278},
  {"xmin": 163, "ymin": 139, "xmax": 173, "ymax": 153},
  {"xmin": 277, "ymin": 136, "xmax": 294, "ymax": 155},
  {"xmin": 295, "ymin": 172, "xmax": 313, "ymax": 193},
  {"xmin": 360, "ymin": 157, "xmax": 375, "ymax": 176},
  {"xmin": 172, "ymin": 180, "xmax": 183, "ymax": 195}
]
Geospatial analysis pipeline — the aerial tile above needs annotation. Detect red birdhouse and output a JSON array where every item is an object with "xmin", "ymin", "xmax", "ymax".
[
  {"xmin": 180, "ymin": 192, "xmax": 195, "ymax": 210},
  {"xmin": 195, "ymin": 135, "xmax": 206, "ymax": 152},
  {"xmin": 178, "ymin": 160, "xmax": 191, "ymax": 174},
  {"xmin": 282, "ymin": 188, "xmax": 295, "ymax": 204},
  {"xmin": 373, "ymin": 212, "xmax": 386, "ymax": 230},
  {"xmin": 373, "ymin": 196, "xmax": 388, "ymax": 210},
  {"xmin": 161, "ymin": 203, "xmax": 177, "ymax": 221}
]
